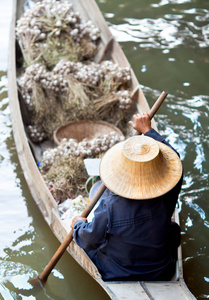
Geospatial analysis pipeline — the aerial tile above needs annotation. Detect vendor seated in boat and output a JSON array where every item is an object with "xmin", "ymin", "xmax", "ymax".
[{"xmin": 71, "ymin": 113, "xmax": 183, "ymax": 281}]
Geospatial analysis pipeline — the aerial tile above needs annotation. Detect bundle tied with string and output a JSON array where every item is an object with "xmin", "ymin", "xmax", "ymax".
[{"xmin": 100, "ymin": 135, "xmax": 183, "ymax": 200}]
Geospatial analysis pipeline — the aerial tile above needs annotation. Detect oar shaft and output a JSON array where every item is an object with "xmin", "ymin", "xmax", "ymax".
[
  {"xmin": 80, "ymin": 183, "xmax": 106, "ymax": 218},
  {"xmin": 38, "ymin": 230, "xmax": 73, "ymax": 282},
  {"xmin": 149, "ymin": 91, "xmax": 167, "ymax": 120},
  {"xmin": 38, "ymin": 183, "xmax": 106, "ymax": 282}
]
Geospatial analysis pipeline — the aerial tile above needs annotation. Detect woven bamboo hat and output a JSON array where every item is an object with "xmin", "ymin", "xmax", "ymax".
[{"xmin": 99, "ymin": 135, "xmax": 182, "ymax": 200}]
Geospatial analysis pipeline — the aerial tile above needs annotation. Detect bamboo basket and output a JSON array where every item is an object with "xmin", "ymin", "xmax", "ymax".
[{"xmin": 53, "ymin": 120, "xmax": 124, "ymax": 145}]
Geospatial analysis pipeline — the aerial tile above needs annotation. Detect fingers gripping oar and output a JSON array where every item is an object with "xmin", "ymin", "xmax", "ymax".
[
  {"xmin": 132, "ymin": 91, "xmax": 168, "ymax": 135},
  {"xmin": 33, "ymin": 182, "xmax": 106, "ymax": 284}
]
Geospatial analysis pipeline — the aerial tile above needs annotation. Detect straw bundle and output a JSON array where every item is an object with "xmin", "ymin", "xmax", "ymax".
[
  {"xmin": 16, "ymin": 0, "xmax": 100, "ymax": 68},
  {"xmin": 18, "ymin": 59, "xmax": 133, "ymax": 142},
  {"xmin": 42, "ymin": 155, "xmax": 88, "ymax": 202}
]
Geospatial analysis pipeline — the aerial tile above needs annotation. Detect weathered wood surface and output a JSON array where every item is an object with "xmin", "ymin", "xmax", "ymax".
[
  {"xmin": 8, "ymin": 0, "xmax": 196, "ymax": 299},
  {"xmin": 106, "ymin": 281, "xmax": 196, "ymax": 300}
]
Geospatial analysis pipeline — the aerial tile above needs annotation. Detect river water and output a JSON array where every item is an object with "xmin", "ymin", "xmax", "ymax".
[{"xmin": 0, "ymin": 0, "xmax": 209, "ymax": 299}]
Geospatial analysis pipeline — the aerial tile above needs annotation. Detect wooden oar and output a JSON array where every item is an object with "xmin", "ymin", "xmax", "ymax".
[
  {"xmin": 32, "ymin": 90, "xmax": 167, "ymax": 285},
  {"xmin": 148, "ymin": 91, "xmax": 167, "ymax": 120},
  {"xmin": 31, "ymin": 182, "xmax": 106, "ymax": 285}
]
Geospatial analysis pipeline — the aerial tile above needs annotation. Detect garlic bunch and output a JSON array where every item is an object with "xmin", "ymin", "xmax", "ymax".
[
  {"xmin": 63, "ymin": 59, "xmax": 132, "ymax": 85},
  {"xmin": 39, "ymin": 147, "xmax": 59, "ymax": 172},
  {"xmin": 18, "ymin": 63, "xmax": 67, "ymax": 93},
  {"xmin": 61, "ymin": 131, "xmax": 125, "ymax": 158},
  {"xmin": 101, "ymin": 61, "xmax": 131, "ymax": 83},
  {"xmin": 21, "ymin": 90, "xmax": 33, "ymax": 111},
  {"xmin": 55, "ymin": 59, "xmax": 131, "ymax": 86},
  {"xmin": 19, "ymin": 59, "xmax": 132, "ymax": 96},
  {"xmin": 27, "ymin": 125, "xmax": 47, "ymax": 142},
  {"xmin": 39, "ymin": 131, "xmax": 125, "ymax": 172},
  {"xmin": 16, "ymin": 0, "xmax": 100, "ymax": 47},
  {"xmin": 17, "ymin": 60, "xmax": 133, "ymax": 145},
  {"xmin": 116, "ymin": 90, "xmax": 132, "ymax": 110},
  {"xmin": 55, "ymin": 60, "xmax": 104, "ymax": 86}
]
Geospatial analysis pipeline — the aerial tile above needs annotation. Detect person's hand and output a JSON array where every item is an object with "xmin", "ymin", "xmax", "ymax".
[
  {"xmin": 129, "ymin": 113, "xmax": 151, "ymax": 134},
  {"xmin": 71, "ymin": 216, "xmax": 87, "ymax": 229}
]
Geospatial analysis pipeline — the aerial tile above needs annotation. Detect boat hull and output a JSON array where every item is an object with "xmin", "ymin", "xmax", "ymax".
[{"xmin": 8, "ymin": 0, "xmax": 196, "ymax": 299}]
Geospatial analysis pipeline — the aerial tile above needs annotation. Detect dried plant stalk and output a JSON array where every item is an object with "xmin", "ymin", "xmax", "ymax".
[{"xmin": 42, "ymin": 155, "xmax": 88, "ymax": 202}]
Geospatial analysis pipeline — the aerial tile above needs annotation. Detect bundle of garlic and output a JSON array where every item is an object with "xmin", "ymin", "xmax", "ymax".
[
  {"xmin": 116, "ymin": 90, "xmax": 133, "ymax": 110},
  {"xmin": 39, "ymin": 131, "xmax": 125, "ymax": 173},
  {"xmin": 27, "ymin": 125, "xmax": 47, "ymax": 143},
  {"xmin": 16, "ymin": 0, "xmax": 100, "ymax": 67},
  {"xmin": 18, "ymin": 62, "xmax": 68, "ymax": 93},
  {"xmin": 75, "ymin": 131, "xmax": 125, "ymax": 157},
  {"xmin": 53, "ymin": 59, "xmax": 131, "ymax": 89},
  {"xmin": 19, "ymin": 59, "xmax": 131, "ymax": 93},
  {"xmin": 18, "ymin": 59, "xmax": 133, "ymax": 138},
  {"xmin": 101, "ymin": 61, "xmax": 131, "ymax": 83}
]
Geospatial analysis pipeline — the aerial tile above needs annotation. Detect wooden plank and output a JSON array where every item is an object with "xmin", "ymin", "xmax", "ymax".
[
  {"xmin": 106, "ymin": 282, "xmax": 150, "ymax": 300},
  {"xmin": 174, "ymin": 209, "xmax": 184, "ymax": 279},
  {"xmin": 145, "ymin": 282, "xmax": 195, "ymax": 300}
]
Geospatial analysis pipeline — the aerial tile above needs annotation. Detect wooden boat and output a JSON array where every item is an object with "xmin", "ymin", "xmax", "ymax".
[{"xmin": 8, "ymin": 0, "xmax": 196, "ymax": 299}]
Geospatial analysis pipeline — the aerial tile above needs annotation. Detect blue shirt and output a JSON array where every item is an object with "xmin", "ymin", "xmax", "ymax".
[{"xmin": 73, "ymin": 129, "xmax": 183, "ymax": 281}]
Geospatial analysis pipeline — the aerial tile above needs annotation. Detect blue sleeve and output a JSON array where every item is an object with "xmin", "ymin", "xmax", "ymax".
[
  {"xmin": 73, "ymin": 199, "xmax": 109, "ymax": 250},
  {"xmin": 145, "ymin": 128, "xmax": 180, "ymax": 157}
]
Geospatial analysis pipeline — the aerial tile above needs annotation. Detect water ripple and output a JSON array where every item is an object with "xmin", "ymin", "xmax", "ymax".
[
  {"xmin": 110, "ymin": 18, "xmax": 181, "ymax": 48},
  {"xmin": 109, "ymin": 6, "xmax": 209, "ymax": 49},
  {"xmin": 193, "ymin": 141, "xmax": 206, "ymax": 172},
  {"xmin": 0, "ymin": 75, "xmax": 7, "ymax": 90},
  {"xmin": 183, "ymin": 195, "xmax": 206, "ymax": 221},
  {"xmin": 184, "ymin": 8, "xmax": 209, "ymax": 22},
  {"xmin": 186, "ymin": 95, "xmax": 209, "ymax": 108},
  {"xmin": 152, "ymin": 0, "xmax": 192, "ymax": 7}
]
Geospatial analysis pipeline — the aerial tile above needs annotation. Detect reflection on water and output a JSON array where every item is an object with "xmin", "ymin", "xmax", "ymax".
[{"xmin": 0, "ymin": 0, "xmax": 209, "ymax": 299}]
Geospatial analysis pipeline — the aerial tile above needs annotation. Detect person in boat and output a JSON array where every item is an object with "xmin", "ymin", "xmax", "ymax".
[{"xmin": 71, "ymin": 113, "xmax": 183, "ymax": 281}]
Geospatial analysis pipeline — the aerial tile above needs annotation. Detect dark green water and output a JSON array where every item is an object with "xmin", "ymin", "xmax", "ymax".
[{"xmin": 0, "ymin": 0, "xmax": 209, "ymax": 299}]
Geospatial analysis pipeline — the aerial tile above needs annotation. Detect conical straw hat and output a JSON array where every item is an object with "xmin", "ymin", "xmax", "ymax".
[{"xmin": 100, "ymin": 135, "xmax": 182, "ymax": 200}]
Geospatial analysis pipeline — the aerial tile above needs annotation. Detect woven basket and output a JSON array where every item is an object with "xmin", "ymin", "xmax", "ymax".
[{"xmin": 53, "ymin": 120, "xmax": 124, "ymax": 145}]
